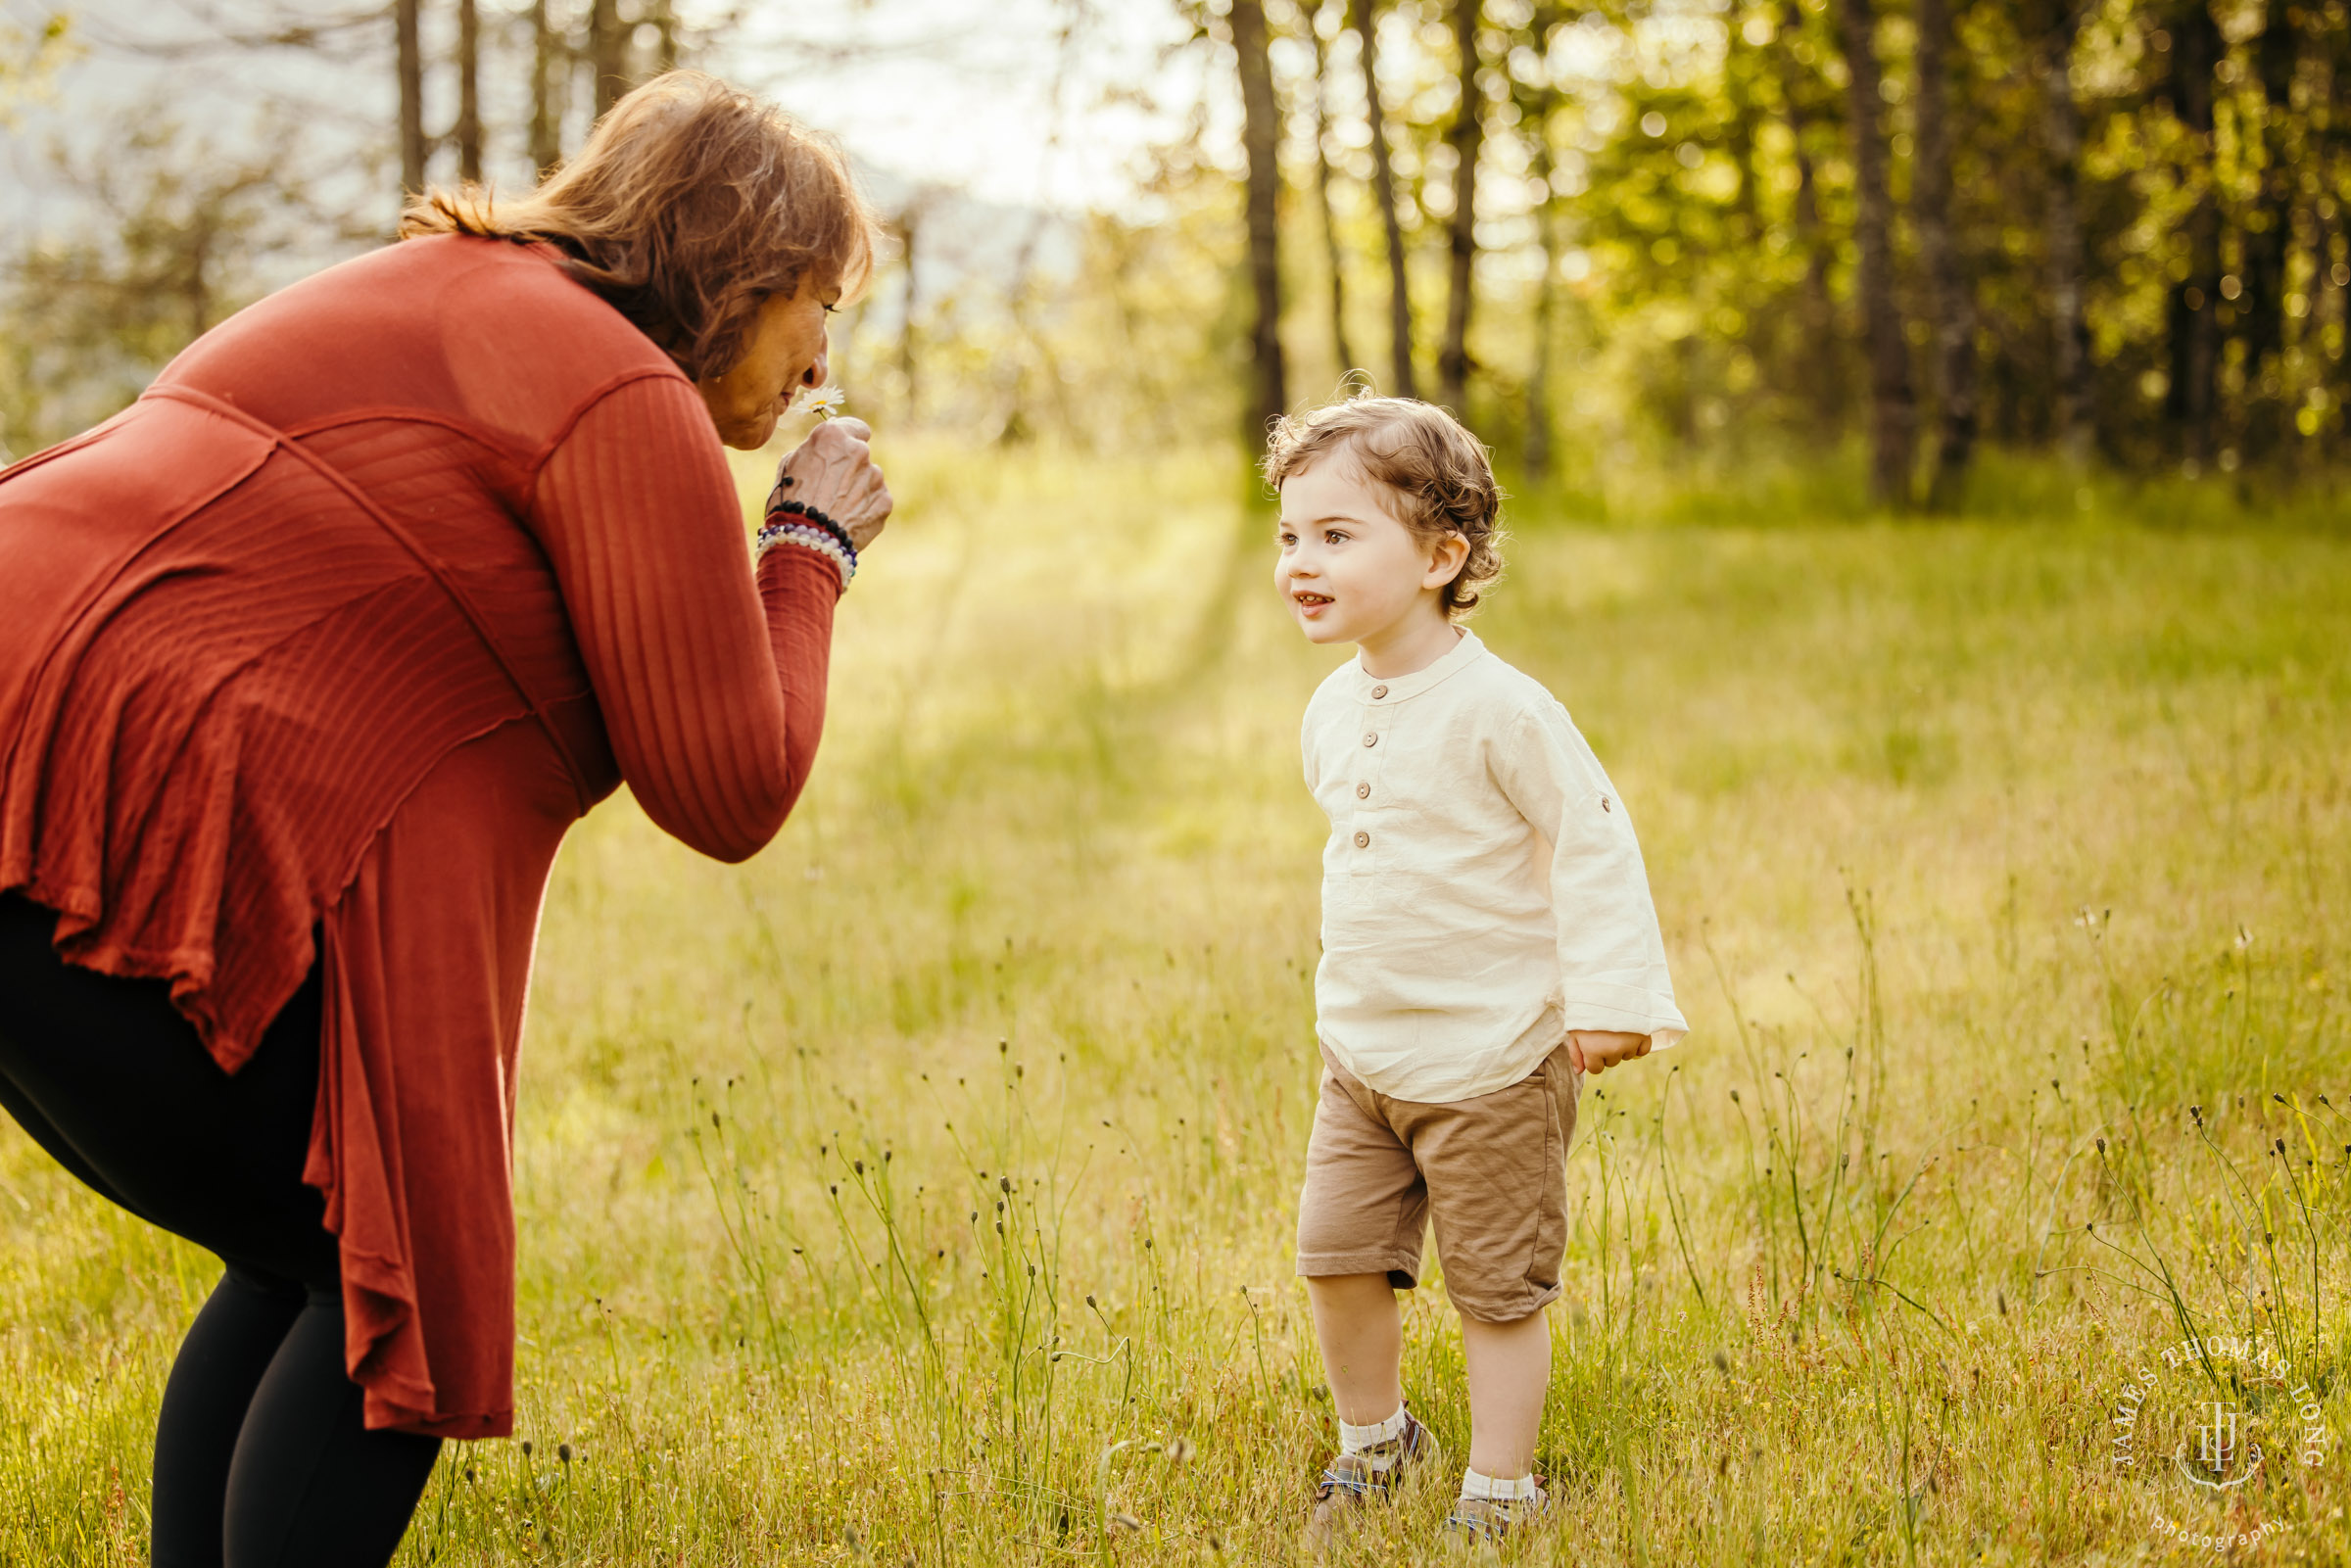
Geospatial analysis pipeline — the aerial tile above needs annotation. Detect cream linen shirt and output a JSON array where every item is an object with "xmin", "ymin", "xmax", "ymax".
[{"xmin": 1304, "ymin": 629, "xmax": 1687, "ymax": 1102}]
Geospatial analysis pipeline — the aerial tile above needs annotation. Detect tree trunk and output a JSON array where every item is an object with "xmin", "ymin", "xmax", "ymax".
[
  {"xmin": 187, "ymin": 222, "xmax": 213, "ymax": 337},
  {"xmin": 898, "ymin": 201, "xmax": 922, "ymax": 422},
  {"xmin": 590, "ymin": 0, "xmax": 626, "ymax": 119},
  {"xmin": 653, "ymin": 0, "xmax": 679, "ymax": 72},
  {"xmin": 1231, "ymin": 0, "xmax": 1287, "ymax": 436},
  {"xmin": 2238, "ymin": 0, "xmax": 2298, "ymax": 455},
  {"xmin": 2327, "ymin": 35, "xmax": 2351, "ymax": 449},
  {"xmin": 1307, "ymin": 15, "xmax": 1356, "ymax": 379},
  {"xmin": 1436, "ymin": 0, "xmax": 1483, "ymax": 412},
  {"xmin": 529, "ymin": 0, "xmax": 562, "ymax": 175},
  {"xmin": 1834, "ymin": 0, "xmax": 1915, "ymax": 506},
  {"xmin": 1722, "ymin": 29, "xmax": 1765, "ymax": 242},
  {"xmin": 1523, "ymin": 6, "xmax": 1563, "ymax": 477},
  {"xmin": 1912, "ymin": 0, "xmax": 1976, "ymax": 507},
  {"xmin": 396, "ymin": 0, "xmax": 426, "ymax": 196},
  {"xmin": 2165, "ymin": 2, "xmax": 2221, "ymax": 465},
  {"xmin": 456, "ymin": 0, "xmax": 482, "ymax": 183},
  {"xmin": 1774, "ymin": 0, "xmax": 1840, "ymax": 428},
  {"xmin": 1526, "ymin": 141, "xmax": 1559, "ymax": 479},
  {"xmin": 2038, "ymin": 0, "xmax": 2089, "ymax": 462},
  {"xmin": 1350, "ymin": 0, "xmax": 1416, "ymax": 399}
]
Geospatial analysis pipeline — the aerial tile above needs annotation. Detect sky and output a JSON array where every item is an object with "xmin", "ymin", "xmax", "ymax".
[
  {"xmin": 728, "ymin": 0, "xmax": 1202, "ymax": 214},
  {"xmin": 2, "ymin": 0, "xmax": 1208, "ymax": 226}
]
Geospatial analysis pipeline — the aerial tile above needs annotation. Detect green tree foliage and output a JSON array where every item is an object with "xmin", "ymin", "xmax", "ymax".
[
  {"xmin": 0, "ymin": 113, "xmax": 317, "ymax": 458},
  {"xmin": 1248, "ymin": 0, "xmax": 2351, "ymax": 497},
  {"xmin": 8, "ymin": 0, "xmax": 2347, "ymax": 495},
  {"xmin": 0, "ymin": 10, "xmax": 70, "ymax": 125}
]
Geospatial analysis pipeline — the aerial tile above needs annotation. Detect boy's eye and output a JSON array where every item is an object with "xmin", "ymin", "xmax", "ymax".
[{"xmin": 1324, "ymin": 530, "xmax": 1348, "ymax": 545}]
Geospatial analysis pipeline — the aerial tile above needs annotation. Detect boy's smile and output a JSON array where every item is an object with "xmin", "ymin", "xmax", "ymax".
[{"xmin": 1275, "ymin": 456, "xmax": 1468, "ymax": 677}]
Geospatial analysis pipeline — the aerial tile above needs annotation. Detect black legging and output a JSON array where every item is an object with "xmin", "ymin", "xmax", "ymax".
[{"xmin": 0, "ymin": 893, "xmax": 440, "ymax": 1567}]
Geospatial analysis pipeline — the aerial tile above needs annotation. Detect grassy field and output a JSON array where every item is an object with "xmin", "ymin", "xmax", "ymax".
[{"xmin": 2, "ymin": 443, "xmax": 2348, "ymax": 1565}]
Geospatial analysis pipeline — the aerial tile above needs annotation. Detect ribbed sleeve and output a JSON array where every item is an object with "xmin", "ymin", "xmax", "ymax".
[{"xmin": 530, "ymin": 376, "xmax": 838, "ymax": 863}]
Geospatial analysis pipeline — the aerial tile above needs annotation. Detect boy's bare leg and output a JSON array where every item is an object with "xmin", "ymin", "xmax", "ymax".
[
  {"xmin": 1303, "ymin": 1273, "xmax": 1403, "ymax": 1424},
  {"xmin": 1459, "ymin": 1307, "xmax": 1548, "ymax": 1478}
]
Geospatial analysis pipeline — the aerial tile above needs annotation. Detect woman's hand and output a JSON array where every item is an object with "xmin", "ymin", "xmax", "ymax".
[
  {"xmin": 1567, "ymin": 1028, "xmax": 1651, "ymax": 1076},
  {"xmin": 770, "ymin": 416, "xmax": 891, "ymax": 553}
]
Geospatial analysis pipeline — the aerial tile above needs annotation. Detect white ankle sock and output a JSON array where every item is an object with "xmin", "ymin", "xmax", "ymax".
[
  {"xmin": 1338, "ymin": 1404, "xmax": 1408, "ymax": 1454},
  {"xmin": 1461, "ymin": 1468, "xmax": 1538, "ymax": 1502}
]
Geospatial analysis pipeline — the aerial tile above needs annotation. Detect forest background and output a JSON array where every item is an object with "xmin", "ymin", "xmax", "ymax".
[{"xmin": 2, "ymin": 0, "xmax": 2348, "ymax": 508}]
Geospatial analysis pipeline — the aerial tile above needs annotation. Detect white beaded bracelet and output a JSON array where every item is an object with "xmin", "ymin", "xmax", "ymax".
[{"xmin": 755, "ymin": 520, "xmax": 854, "ymax": 586}]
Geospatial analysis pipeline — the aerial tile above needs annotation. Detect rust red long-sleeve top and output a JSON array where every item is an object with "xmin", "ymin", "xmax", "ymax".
[{"xmin": 0, "ymin": 234, "xmax": 838, "ymax": 1436}]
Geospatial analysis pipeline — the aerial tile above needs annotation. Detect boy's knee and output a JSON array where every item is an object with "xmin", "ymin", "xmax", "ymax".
[{"xmin": 1449, "ymin": 1281, "xmax": 1560, "ymax": 1327}]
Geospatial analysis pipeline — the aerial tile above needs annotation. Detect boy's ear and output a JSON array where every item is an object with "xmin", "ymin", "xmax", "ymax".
[{"xmin": 1423, "ymin": 530, "xmax": 1471, "ymax": 589}]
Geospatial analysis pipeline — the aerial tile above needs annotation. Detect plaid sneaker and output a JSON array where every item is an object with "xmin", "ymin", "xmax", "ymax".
[
  {"xmin": 1307, "ymin": 1410, "xmax": 1438, "ymax": 1537},
  {"xmin": 1442, "ymin": 1480, "xmax": 1549, "ymax": 1544}
]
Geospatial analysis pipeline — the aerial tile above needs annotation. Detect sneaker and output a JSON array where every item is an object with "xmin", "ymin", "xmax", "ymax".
[
  {"xmin": 1307, "ymin": 1411, "xmax": 1439, "ymax": 1537},
  {"xmin": 1442, "ymin": 1481, "xmax": 1549, "ymax": 1544}
]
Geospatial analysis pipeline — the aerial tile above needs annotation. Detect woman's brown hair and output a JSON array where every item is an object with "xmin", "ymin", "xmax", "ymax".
[
  {"xmin": 401, "ymin": 71, "xmax": 879, "ymax": 382},
  {"xmin": 1263, "ymin": 396, "xmax": 1507, "ymax": 617}
]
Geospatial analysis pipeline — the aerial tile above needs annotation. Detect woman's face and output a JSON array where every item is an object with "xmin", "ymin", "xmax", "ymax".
[{"xmin": 696, "ymin": 273, "xmax": 837, "ymax": 450}]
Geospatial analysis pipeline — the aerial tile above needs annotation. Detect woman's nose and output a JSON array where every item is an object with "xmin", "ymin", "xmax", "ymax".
[{"xmin": 801, "ymin": 338, "xmax": 830, "ymax": 389}]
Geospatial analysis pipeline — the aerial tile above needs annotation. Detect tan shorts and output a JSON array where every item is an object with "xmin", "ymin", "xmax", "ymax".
[{"xmin": 1294, "ymin": 1041, "xmax": 1580, "ymax": 1324}]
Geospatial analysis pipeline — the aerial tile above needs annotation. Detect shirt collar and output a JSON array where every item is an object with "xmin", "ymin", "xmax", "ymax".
[{"xmin": 1346, "ymin": 628, "xmax": 1485, "ymax": 705}]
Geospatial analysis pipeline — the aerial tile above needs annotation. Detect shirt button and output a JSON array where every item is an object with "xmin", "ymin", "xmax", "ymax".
[
  {"xmin": 1353, "ymin": 831, "xmax": 1370, "ymax": 848},
  {"xmin": 1356, "ymin": 783, "xmax": 1370, "ymax": 799},
  {"xmin": 1371, "ymin": 685, "xmax": 1388, "ymax": 699},
  {"xmin": 1363, "ymin": 733, "xmax": 1378, "ymax": 747},
  {"xmin": 1601, "ymin": 796, "xmax": 1612, "ymax": 812}
]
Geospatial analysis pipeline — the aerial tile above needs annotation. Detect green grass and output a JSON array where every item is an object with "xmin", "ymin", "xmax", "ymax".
[
  {"xmin": 1515, "ymin": 437, "xmax": 2351, "ymax": 533},
  {"xmin": 3, "ymin": 441, "xmax": 2348, "ymax": 1564}
]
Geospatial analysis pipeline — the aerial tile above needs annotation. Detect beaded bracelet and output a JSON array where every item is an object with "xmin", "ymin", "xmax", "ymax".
[
  {"xmin": 766, "ymin": 499, "xmax": 856, "ymax": 561},
  {"xmin": 756, "ymin": 517, "xmax": 850, "ymax": 567},
  {"xmin": 755, "ymin": 519, "xmax": 854, "ymax": 587},
  {"xmin": 757, "ymin": 523, "xmax": 851, "ymax": 585}
]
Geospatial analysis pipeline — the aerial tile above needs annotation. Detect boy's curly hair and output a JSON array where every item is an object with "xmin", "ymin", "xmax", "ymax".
[{"xmin": 1261, "ymin": 396, "xmax": 1506, "ymax": 618}]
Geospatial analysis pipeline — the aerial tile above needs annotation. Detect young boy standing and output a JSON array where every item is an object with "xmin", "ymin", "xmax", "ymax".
[{"xmin": 1269, "ymin": 398, "xmax": 1686, "ymax": 1543}]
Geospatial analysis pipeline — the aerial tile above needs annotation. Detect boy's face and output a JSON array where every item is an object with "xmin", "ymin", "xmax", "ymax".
[{"xmin": 1274, "ymin": 456, "xmax": 1452, "ymax": 650}]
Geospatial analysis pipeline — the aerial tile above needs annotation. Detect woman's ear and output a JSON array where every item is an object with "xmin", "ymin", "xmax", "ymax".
[{"xmin": 1423, "ymin": 530, "xmax": 1471, "ymax": 591}]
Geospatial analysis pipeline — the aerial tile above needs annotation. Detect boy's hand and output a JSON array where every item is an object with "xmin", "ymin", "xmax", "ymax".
[{"xmin": 1567, "ymin": 1028, "xmax": 1651, "ymax": 1076}]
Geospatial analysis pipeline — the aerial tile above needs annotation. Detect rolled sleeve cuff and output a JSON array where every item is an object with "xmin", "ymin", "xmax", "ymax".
[{"xmin": 1558, "ymin": 980, "xmax": 1689, "ymax": 1050}]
